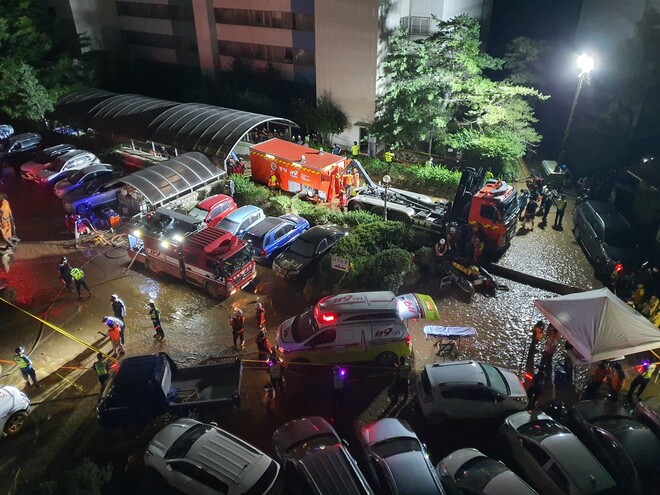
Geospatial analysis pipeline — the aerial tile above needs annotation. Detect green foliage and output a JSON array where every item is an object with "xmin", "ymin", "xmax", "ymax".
[
  {"xmin": 231, "ymin": 174, "xmax": 271, "ymax": 207},
  {"xmin": 503, "ymin": 37, "xmax": 551, "ymax": 88},
  {"xmin": 293, "ymin": 93, "xmax": 348, "ymax": 139},
  {"xmin": 371, "ymin": 14, "xmax": 547, "ymax": 171},
  {"xmin": 37, "ymin": 458, "xmax": 112, "ymax": 495}
]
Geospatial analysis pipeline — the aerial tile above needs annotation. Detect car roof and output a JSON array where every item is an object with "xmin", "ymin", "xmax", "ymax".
[
  {"xmin": 196, "ymin": 194, "xmax": 233, "ymax": 210},
  {"xmin": 300, "ymin": 225, "xmax": 345, "ymax": 243},
  {"xmin": 361, "ymin": 418, "xmax": 415, "ymax": 447},
  {"xmin": 424, "ymin": 361, "xmax": 487, "ymax": 387},
  {"xmin": 71, "ymin": 163, "xmax": 113, "ymax": 178},
  {"xmin": 295, "ymin": 445, "xmax": 372, "ymax": 494},
  {"xmin": 53, "ymin": 149, "xmax": 86, "ymax": 163},
  {"xmin": 273, "ymin": 416, "xmax": 338, "ymax": 455},
  {"xmin": 9, "ymin": 132, "xmax": 40, "ymax": 142},
  {"xmin": 384, "ymin": 452, "xmax": 442, "ymax": 495},
  {"xmin": 317, "ymin": 291, "xmax": 398, "ymax": 314},
  {"xmin": 573, "ymin": 400, "xmax": 631, "ymax": 422},
  {"xmin": 225, "ymin": 205, "xmax": 262, "ymax": 221},
  {"xmin": 247, "ymin": 217, "xmax": 286, "ymax": 236},
  {"xmin": 581, "ymin": 201, "xmax": 631, "ymax": 228}
]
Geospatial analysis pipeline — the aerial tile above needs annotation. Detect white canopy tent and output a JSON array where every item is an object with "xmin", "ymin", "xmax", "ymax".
[{"xmin": 534, "ymin": 288, "xmax": 660, "ymax": 363}]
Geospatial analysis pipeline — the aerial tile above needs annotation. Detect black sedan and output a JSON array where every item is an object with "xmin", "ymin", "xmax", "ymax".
[
  {"xmin": 566, "ymin": 400, "xmax": 660, "ymax": 494},
  {"xmin": 272, "ymin": 225, "xmax": 347, "ymax": 279}
]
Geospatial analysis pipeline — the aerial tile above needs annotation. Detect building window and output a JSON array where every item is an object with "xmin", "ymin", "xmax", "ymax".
[
  {"xmin": 116, "ymin": 1, "xmax": 194, "ymax": 22},
  {"xmin": 218, "ymin": 40, "xmax": 314, "ymax": 66},
  {"xmin": 400, "ymin": 16, "xmax": 430, "ymax": 36},
  {"xmin": 214, "ymin": 8, "xmax": 314, "ymax": 31},
  {"xmin": 122, "ymin": 30, "xmax": 198, "ymax": 52}
]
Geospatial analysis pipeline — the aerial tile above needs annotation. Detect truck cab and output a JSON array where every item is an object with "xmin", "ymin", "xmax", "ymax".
[{"xmin": 467, "ymin": 179, "xmax": 518, "ymax": 252}]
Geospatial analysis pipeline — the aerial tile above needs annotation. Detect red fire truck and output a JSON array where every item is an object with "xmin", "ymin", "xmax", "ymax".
[
  {"xmin": 125, "ymin": 208, "xmax": 256, "ymax": 298},
  {"xmin": 249, "ymin": 138, "xmax": 345, "ymax": 201}
]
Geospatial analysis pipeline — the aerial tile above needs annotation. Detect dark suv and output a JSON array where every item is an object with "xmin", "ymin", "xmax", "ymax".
[
  {"xmin": 0, "ymin": 132, "xmax": 42, "ymax": 168},
  {"xmin": 573, "ymin": 200, "xmax": 640, "ymax": 276}
]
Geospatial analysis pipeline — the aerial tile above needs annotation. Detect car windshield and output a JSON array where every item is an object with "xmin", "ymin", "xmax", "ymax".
[
  {"xmin": 480, "ymin": 363, "xmax": 509, "ymax": 394},
  {"xmin": 47, "ymin": 157, "xmax": 67, "ymax": 172},
  {"xmin": 217, "ymin": 218, "xmax": 239, "ymax": 234},
  {"xmin": 603, "ymin": 228, "xmax": 636, "ymax": 248},
  {"xmin": 291, "ymin": 309, "xmax": 318, "ymax": 342},
  {"xmin": 164, "ymin": 423, "xmax": 212, "ymax": 459},
  {"xmin": 68, "ymin": 170, "xmax": 87, "ymax": 183},
  {"xmin": 371, "ymin": 438, "xmax": 421, "ymax": 459},
  {"xmin": 499, "ymin": 193, "xmax": 518, "ymax": 220},
  {"xmin": 289, "ymin": 237, "xmax": 317, "ymax": 258},
  {"xmin": 32, "ymin": 150, "xmax": 53, "ymax": 164},
  {"xmin": 187, "ymin": 206, "xmax": 208, "ymax": 221},
  {"xmin": 455, "ymin": 457, "xmax": 509, "ymax": 492},
  {"xmin": 517, "ymin": 419, "xmax": 569, "ymax": 441},
  {"xmin": 592, "ymin": 416, "xmax": 646, "ymax": 433},
  {"xmin": 223, "ymin": 245, "xmax": 253, "ymax": 276}
]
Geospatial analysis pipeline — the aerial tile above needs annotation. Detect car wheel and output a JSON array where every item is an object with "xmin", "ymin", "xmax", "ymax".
[
  {"xmin": 145, "ymin": 259, "xmax": 161, "ymax": 275},
  {"xmin": 375, "ymin": 351, "xmax": 397, "ymax": 367},
  {"xmin": 4, "ymin": 411, "xmax": 27, "ymax": 436},
  {"xmin": 348, "ymin": 201, "xmax": 365, "ymax": 211}
]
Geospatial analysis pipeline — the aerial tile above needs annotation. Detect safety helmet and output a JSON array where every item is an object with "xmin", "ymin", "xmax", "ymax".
[
  {"xmin": 61, "ymin": 257, "xmax": 68, "ymax": 263},
  {"xmin": 97, "ymin": 352, "xmax": 104, "ymax": 360},
  {"xmin": 15, "ymin": 346, "xmax": 24, "ymax": 354},
  {"xmin": 101, "ymin": 316, "xmax": 110, "ymax": 323},
  {"xmin": 535, "ymin": 320, "xmax": 545, "ymax": 327},
  {"xmin": 106, "ymin": 321, "xmax": 114, "ymax": 328},
  {"xmin": 148, "ymin": 299, "xmax": 155, "ymax": 306},
  {"xmin": 255, "ymin": 303, "xmax": 263, "ymax": 310},
  {"xmin": 438, "ymin": 239, "xmax": 446, "ymax": 245},
  {"xmin": 111, "ymin": 294, "xmax": 118, "ymax": 301},
  {"xmin": 450, "ymin": 227, "xmax": 457, "ymax": 233},
  {"xmin": 235, "ymin": 309, "xmax": 243, "ymax": 316}
]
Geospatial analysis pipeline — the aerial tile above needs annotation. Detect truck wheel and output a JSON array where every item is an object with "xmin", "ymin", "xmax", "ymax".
[
  {"xmin": 348, "ymin": 202, "xmax": 365, "ymax": 211},
  {"xmin": 375, "ymin": 352, "xmax": 397, "ymax": 367},
  {"xmin": 391, "ymin": 212, "xmax": 411, "ymax": 225},
  {"xmin": 145, "ymin": 259, "xmax": 161, "ymax": 274},
  {"xmin": 4, "ymin": 411, "xmax": 27, "ymax": 436},
  {"xmin": 204, "ymin": 281, "xmax": 223, "ymax": 299}
]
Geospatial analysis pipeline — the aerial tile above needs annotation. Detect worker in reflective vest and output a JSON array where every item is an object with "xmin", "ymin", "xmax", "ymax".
[
  {"xmin": 384, "ymin": 148, "xmax": 394, "ymax": 165},
  {"xmin": 70, "ymin": 266, "xmax": 92, "ymax": 298},
  {"xmin": 268, "ymin": 174, "xmax": 278, "ymax": 190},
  {"xmin": 351, "ymin": 141, "xmax": 359, "ymax": 159},
  {"xmin": 148, "ymin": 300, "xmax": 165, "ymax": 340},
  {"xmin": 626, "ymin": 362, "xmax": 656, "ymax": 403},
  {"xmin": 13, "ymin": 346, "xmax": 39, "ymax": 387},
  {"xmin": 268, "ymin": 353, "xmax": 283, "ymax": 391},
  {"xmin": 93, "ymin": 353, "xmax": 109, "ymax": 390}
]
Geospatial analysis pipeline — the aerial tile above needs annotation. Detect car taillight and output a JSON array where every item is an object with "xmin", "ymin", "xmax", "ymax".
[
  {"xmin": 262, "ymin": 249, "xmax": 268, "ymax": 257},
  {"xmin": 406, "ymin": 335, "xmax": 412, "ymax": 348},
  {"xmin": 614, "ymin": 263, "xmax": 623, "ymax": 273}
]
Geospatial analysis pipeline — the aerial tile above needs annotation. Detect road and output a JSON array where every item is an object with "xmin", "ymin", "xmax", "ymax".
[{"xmin": 0, "ymin": 167, "xmax": 609, "ymax": 492}]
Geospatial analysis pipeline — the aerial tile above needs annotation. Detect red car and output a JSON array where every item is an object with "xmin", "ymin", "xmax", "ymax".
[{"xmin": 187, "ymin": 194, "xmax": 237, "ymax": 228}]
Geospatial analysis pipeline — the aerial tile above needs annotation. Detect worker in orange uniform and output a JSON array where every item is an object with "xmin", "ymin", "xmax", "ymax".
[
  {"xmin": 105, "ymin": 320, "xmax": 125, "ymax": 356},
  {"xmin": 342, "ymin": 170, "xmax": 354, "ymax": 196},
  {"xmin": 353, "ymin": 169, "xmax": 360, "ymax": 189},
  {"xmin": 255, "ymin": 302, "xmax": 266, "ymax": 331},
  {"xmin": 0, "ymin": 193, "xmax": 17, "ymax": 245},
  {"xmin": 268, "ymin": 174, "xmax": 278, "ymax": 190}
]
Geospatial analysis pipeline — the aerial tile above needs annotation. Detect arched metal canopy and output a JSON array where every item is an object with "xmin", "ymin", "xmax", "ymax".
[
  {"xmin": 51, "ymin": 90, "xmax": 297, "ymax": 158},
  {"xmin": 119, "ymin": 152, "xmax": 223, "ymax": 206}
]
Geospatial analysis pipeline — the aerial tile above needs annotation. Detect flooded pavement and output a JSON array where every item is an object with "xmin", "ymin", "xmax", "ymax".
[{"xmin": 0, "ymin": 168, "xmax": 611, "ymax": 491}]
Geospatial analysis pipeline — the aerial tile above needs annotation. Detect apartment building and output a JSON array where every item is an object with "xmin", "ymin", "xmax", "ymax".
[{"xmin": 43, "ymin": 0, "xmax": 491, "ymax": 146}]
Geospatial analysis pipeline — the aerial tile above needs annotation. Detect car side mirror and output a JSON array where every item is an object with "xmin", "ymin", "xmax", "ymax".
[{"xmin": 166, "ymin": 464, "xmax": 173, "ymax": 472}]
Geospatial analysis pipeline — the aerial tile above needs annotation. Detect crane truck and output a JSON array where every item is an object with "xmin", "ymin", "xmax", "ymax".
[{"xmin": 346, "ymin": 161, "xmax": 519, "ymax": 253}]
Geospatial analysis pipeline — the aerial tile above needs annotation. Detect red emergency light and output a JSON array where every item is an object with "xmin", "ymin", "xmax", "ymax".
[
  {"xmin": 614, "ymin": 263, "xmax": 623, "ymax": 273},
  {"xmin": 318, "ymin": 312, "xmax": 338, "ymax": 324}
]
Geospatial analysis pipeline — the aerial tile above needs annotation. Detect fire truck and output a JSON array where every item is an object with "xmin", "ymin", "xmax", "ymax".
[
  {"xmin": 125, "ymin": 208, "xmax": 256, "ymax": 298},
  {"xmin": 347, "ymin": 162, "xmax": 518, "ymax": 253}
]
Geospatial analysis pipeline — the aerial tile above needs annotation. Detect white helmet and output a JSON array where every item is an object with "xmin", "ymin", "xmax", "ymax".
[
  {"xmin": 148, "ymin": 299, "xmax": 155, "ymax": 306},
  {"xmin": 255, "ymin": 303, "xmax": 263, "ymax": 310},
  {"xmin": 439, "ymin": 239, "xmax": 446, "ymax": 245},
  {"xmin": 235, "ymin": 309, "xmax": 243, "ymax": 316}
]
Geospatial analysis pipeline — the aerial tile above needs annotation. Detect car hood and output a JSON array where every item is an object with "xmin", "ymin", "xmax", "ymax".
[
  {"xmin": 274, "ymin": 252, "xmax": 310, "ymax": 272},
  {"xmin": 20, "ymin": 162, "xmax": 44, "ymax": 174},
  {"xmin": 484, "ymin": 471, "xmax": 537, "ymax": 495},
  {"xmin": 0, "ymin": 386, "xmax": 30, "ymax": 417},
  {"xmin": 276, "ymin": 317, "xmax": 298, "ymax": 347},
  {"xmin": 146, "ymin": 418, "xmax": 199, "ymax": 457},
  {"xmin": 439, "ymin": 448, "xmax": 484, "ymax": 478},
  {"xmin": 501, "ymin": 368, "xmax": 527, "ymax": 399}
]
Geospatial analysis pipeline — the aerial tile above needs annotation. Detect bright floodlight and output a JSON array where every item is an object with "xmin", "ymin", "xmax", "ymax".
[{"xmin": 577, "ymin": 53, "xmax": 594, "ymax": 75}]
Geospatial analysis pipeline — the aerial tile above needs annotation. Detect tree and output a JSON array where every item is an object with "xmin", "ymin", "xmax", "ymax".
[
  {"xmin": 502, "ymin": 37, "xmax": 551, "ymax": 88},
  {"xmin": 293, "ymin": 93, "xmax": 348, "ymax": 142},
  {"xmin": 372, "ymin": 15, "xmax": 547, "ymax": 171}
]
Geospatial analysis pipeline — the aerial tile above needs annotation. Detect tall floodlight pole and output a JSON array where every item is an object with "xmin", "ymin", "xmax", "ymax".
[
  {"xmin": 382, "ymin": 175, "xmax": 391, "ymax": 221},
  {"xmin": 558, "ymin": 53, "xmax": 594, "ymax": 168}
]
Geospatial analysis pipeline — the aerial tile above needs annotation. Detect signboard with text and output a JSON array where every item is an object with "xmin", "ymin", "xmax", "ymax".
[{"xmin": 331, "ymin": 255, "xmax": 350, "ymax": 272}]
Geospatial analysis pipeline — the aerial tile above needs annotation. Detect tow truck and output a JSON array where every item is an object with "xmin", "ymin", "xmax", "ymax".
[
  {"xmin": 347, "ymin": 161, "xmax": 518, "ymax": 252},
  {"xmin": 125, "ymin": 208, "xmax": 256, "ymax": 299}
]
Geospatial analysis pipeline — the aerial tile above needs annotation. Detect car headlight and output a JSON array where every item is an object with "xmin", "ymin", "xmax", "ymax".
[
  {"xmin": 145, "ymin": 449, "xmax": 153, "ymax": 457},
  {"xmin": 227, "ymin": 282, "xmax": 234, "ymax": 290},
  {"xmin": 515, "ymin": 396, "xmax": 528, "ymax": 403}
]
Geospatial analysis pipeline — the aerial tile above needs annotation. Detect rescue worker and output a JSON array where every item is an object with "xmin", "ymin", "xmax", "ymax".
[
  {"xmin": 342, "ymin": 170, "xmax": 354, "ymax": 196},
  {"xmin": 333, "ymin": 365, "xmax": 346, "ymax": 405},
  {"xmin": 148, "ymin": 300, "xmax": 165, "ymax": 340},
  {"xmin": 69, "ymin": 265, "xmax": 92, "ymax": 298},
  {"xmin": 518, "ymin": 190, "xmax": 530, "ymax": 217},
  {"xmin": 528, "ymin": 321, "xmax": 545, "ymax": 357},
  {"xmin": 334, "ymin": 169, "xmax": 342, "ymax": 198},
  {"xmin": 425, "ymin": 157, "xmax": 434, "ymax": 167},
  {"xmin": 267, "ymin": 174, "xmax": 278, "ymax": 190},
  {"xmin": 527, "ymin": 368, "xmax": 545, "ymax": 408},
  {"xmin": 230, "ymin": 308, "xmax": 245, "ymax": 351},
  {"xmin": 106, "ymin": 321, "xmax": 124, "ymax": 355},
  {"xmin": 102, "ymin": 316, "xmax": 125, "ymax": 346},
  {"xmin": 268, "ymin": 353, "xmax": 283, "ymax": 391},
  {"xmin": 110, "ymin": 294, "xmax": 126, "ymax": 322},
  {"xmin": 93, "ymin": 352, "xmax": 109, "ymax": 390},
  {"xmin": 395, "ymin": 356, "xmax": 411, "ymax": 402},
  {"xmin": 13, "ymin": 346, "xmax": 40, "ymax": 388},
  {"xmin": 255, "ymin": 302, "xmax": 266, "ymax": 331},
  {"xmin": 338, "ymin": 190, "xmax": 348, "ymax": 213},
  {"xmin": 446, "ymin": 226, "xmax": 459, "ymax": 252},
  {"xmin": 606, "ymin": 362, "xmax": 625, "ymax": 402},
  {"xmin": 256, "ymin": 330, "xmax": 271, "ymax": 362},
  {"xmin": 263, "ymin": 382, "xmax": 276, "ymax": 417},
  {"xmin": 626, "ymin": 362, "xmax": 656, "ymax": 403},
  {"xmin": 472, "ymin": 236, "xmax": 485, "ymax": 265},
  {"xmin": 384, "ymin": 147, "xmax": 394, "ymax": 167},
  {"xmin": 540, "ymin": 326, "xmax": 560, "ymax": 379},
  {"xmin": 485, "ymin": 168, "xmax": 494, "ymax": 180},
  {"xmin": 523, "ymin": 198, "xmax": 538, "ymax": 230},
  {"xmin": 434, "ymin": 238, "xmax": 448, "ymax": 259},
  {"xmin": 351, "ymin": 141, "xmax": 359, "ymax": 160},
  {"xmin": 553, "ymin": 195, "xmax": 567, "ymax": 228},
  {"xmin": 583, "ymin": 361, "xmax": 609, "ymax": 399},
  {"xmin": 58, "ymin": 256, "xmax": 72, "ymax": 291},
  {"xmin": 629, "ymin": 284, "xmax": 645, "ymax": 310},
  {"xmin": 0, "ymin": 193, "xmax": 17, "ymax": 245},
  {"xmin": 331, "ymin": 143, "xmax": 341, "ymax": 155},
  {"xmin": 541, "ymin": 193, "xmax": 554, "ymax": 223},
  {"xmin": 353, "ymin": 169, "xmax": 360, "ymax": 189}
]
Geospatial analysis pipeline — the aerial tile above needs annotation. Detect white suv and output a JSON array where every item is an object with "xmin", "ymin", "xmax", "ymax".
[
  {"xmin": 0, "ymin": 386, "xmax": 31, "ymax": 436},
  {"xmin": 144, "ymin": 418, "xmax": 280, "ymax": 495},
  {"xmin": 416, "ymin": 360, "xmax": 528, "ymax": 422}
]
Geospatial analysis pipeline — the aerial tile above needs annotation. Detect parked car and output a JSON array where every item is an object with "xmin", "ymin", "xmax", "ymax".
[
  {"xmin": 360, "ymin": 418, "xmax": 445, "ymax": 495},
  {"xmin": 437, "ymin": 448, "xmax": 538, "ymax": 495},
  {"xmin": 573, "ymin": 200, "xmax": 640, "ymax": 276},
  {"xmin": 0, "ymin": 132, "xmax": 42, "ymax": 168},
  {"xmin": 19, "ymin": 144, "xmax": 77, "ymax": 180},
  {"xmin": 144, "ymin": 418, "xmax": 281, "ymax": 495},
  {"xmin": 0, "ymin": 124, "xmax": 15, "ymax": 141},
  {"xmin": 0, "ymin": 385, "xmax": 31, "ymax": 436},
  {"xmin": 416, "ymin": 361, "xmax": 528, "ymax": 422},
  {"xmin": 565, "ymin": 400, "xmax": 660, "ymax": 493},
  {"xmin": 272, "ymin": 416, "xmax": 374, "ymax": 495},
  {"xmin": 53, "ymin": 163, "xmax": 115, "ymax": 199},
  {"xmin": 215, "ymin": 205, "xmax": 266, "ymax": 239},
  {"xmin": 35, "ymin": 150, "xmax": 100, "ymax": 185},
  {"xmin": 244, "ymin": 214, "xmax": 310, "ymax": 263},
  {"xmin": 634, "ymin": 395, "xmax": 660, "ymax": 439},
  {"xmin": 62, "ymin": 172, "xmax": 125, "ymax": 213},
  {"xmin": 187, "ymin": 194, "xmax": 237, "ymax": 228},
  {"xmin": 501, "ymin": 411, "xmax": 617, "ymax": 495},
  {"xmin": 273, "ymin": 225, "xmax": 348, "ymax": 279}
]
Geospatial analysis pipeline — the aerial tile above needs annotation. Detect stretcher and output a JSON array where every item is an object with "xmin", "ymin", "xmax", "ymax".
[{"xmin": 423, "ymin": 326, "xmax": 478, "ymax": 356}]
